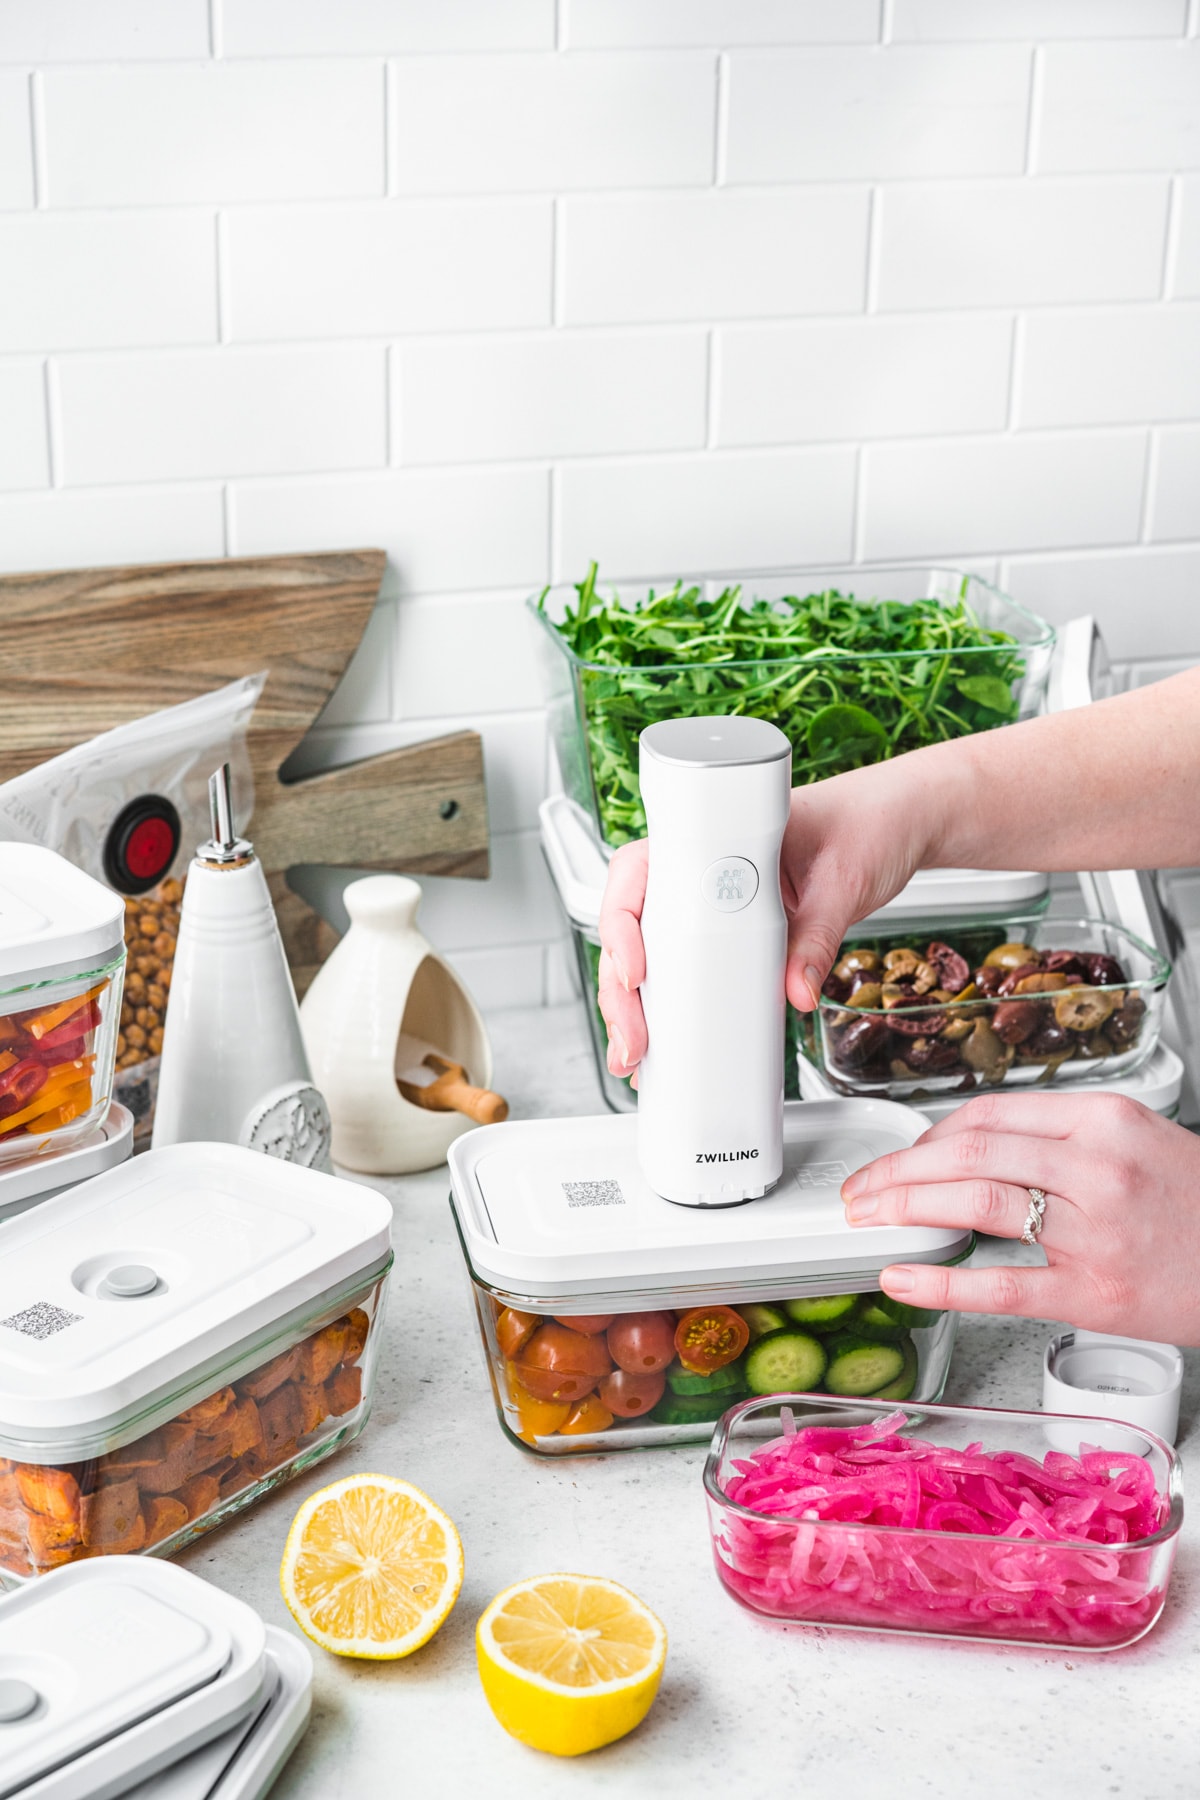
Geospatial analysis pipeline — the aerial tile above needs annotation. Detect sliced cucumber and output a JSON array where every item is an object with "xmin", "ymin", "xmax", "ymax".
[
  {"xmin": 823, "ymin": 1331, "xmax": 906, "ymax": 1397},
  {"xmin": 667, "ymin": 1359, "xmax": 745, "ymax": 1397},
  {"xmin": 782, "ymin": 1293, "xmax": 858, "ymax": 1333},
  {"xmin": 740, "ymin": 1303, "xmax": 788, "ymax": 1341},
  {"xmin": 852, "ymin": 1297, "xmax": 910, "ymax": 1343},
  {"xmin": 867, "ymin": 1335, "xmax": 918, "ymax": 1402},
  {"xmin": 744, "ymin": 1329, "xmax": 828, "ymax": 1397},
  {"xmin": 651, "ymin": 1389, "xmax": 737, "ymax": 1426},
  {"xmin": 875, "ymin": 1294, "xmax": 942, "ymax": 1332}
]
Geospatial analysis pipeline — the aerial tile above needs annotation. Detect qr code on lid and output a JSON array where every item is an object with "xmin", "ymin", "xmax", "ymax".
[
  {"xmin": 1, "ymin": 1301, "xmax": 83, "ymax": 1340},
  {"xmin": 563, "ymin": 1179, "xmax": 625, "ymax": 1208}
]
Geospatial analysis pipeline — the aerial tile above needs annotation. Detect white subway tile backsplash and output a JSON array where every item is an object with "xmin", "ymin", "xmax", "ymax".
[
  {"xmin": 0, "ymin": 70, "xmax": 32, "ymax": 209},
  {"xmin": 0, "ymin": 1, "xmax": 209, "ymax": 60},
  {"xmin": 1003, "ymin": 545, "xmax": 1200, "ymax": 658},
  {"xmin": 1172, "ymin": 178, "xmax": 1200, "ymax": 298},
  {"xmin": 725, "ymin": 46, "xmax": 1031, "ymax": 183},
  {"xmin": 224, "ymin": 199, "xmax": 553, "ymax": 341},
  {"xmin": 444, "ymin": 943, "xmax": 546, "ymax": 1012},
  {"xmin": 0, "ymin": 361, "xmax": 48, "ymax": 489},
  {"xmin": 393, "ymin": 594, "xmax": 545, "ymax": 716},
  {"xmin": 0, "ymin": 213, "xmax": 216, "ymax": 352},
  {"xmin": 862, "ymin": 431, "xmax": 1147, "ymax": 559},
  {"xmin": 396, "ymin": 330, "xmax": 707, "ymax": 464},
  {"xmin": 876, "ymin": 179, "xmax": 1170, "ymax": 310},
  {"xmin": 390, "ymin": 51, "xmax": 715, "ymax": 192},
  {"xmin": 219, "ymin": 0, "xmax": 554, "ymax": 56},
  {"xmin": 890, "ymin": 1, "xmax": 1186, "ymax": 41},
  {"xmin": 1148, "ymin": 427, "xmax": 1200, "ymax": 542},
  {"xmin": 716, "ymin": 315, "xmax": 1012, "ymax": 446},
  {"xmin": 1018, "ymin": 305, "xmax": 1200, "ymax": 427},
  {"xmin": 558, "ymin": 447, "xmax": 857, "ymax": 579},
  {"xmin": 562, "ymin": 188, "xmax": 870, "ymax": 324},
  {"xmin": 58, "ymin": 346, "xmax": 386, "ymax": 486},
  {"xmin": 230, "ymin": 467, "xmax": 550, "ymax": 594},
  {"xmin": 310, "ymin": 597, "xmax": 394, "ymax": 728},
  {"xmin": 0, "ymin": 485, "xmax": 224, "ymax": 574},
  {"xmin": 564, "ymin": 1, "xmax": 880, "ymax": 49},
  {"xmin": 545, "ymin": 938, "xmax": 582, "ymax": 1007},
  {"xmin": 1037, "ymin": 41, "xmax": 1200, "ymax": 173},
  {"xmin": 41, "ymin": 63, "xmax": 384, "ymax": 206},
  {"xmin": 413, "ymin": 831, "xmax": 562, "ymax": 951}
]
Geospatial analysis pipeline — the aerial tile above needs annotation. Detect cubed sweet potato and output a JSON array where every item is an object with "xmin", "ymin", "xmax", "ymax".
[
  {"xmin": 227, "ymin": 1395, "xmax": 262, "ymax": 1458},
  {"xmin": 341, "ymin": 1308, "xmax": 370, "ymax": 1365},
  {"xmin": 177, "ymin": 1473, "xmax": 221, "ymax": 1522},
  {"xmin": 136, "ymin": 1423, "xmax": 201, "ymax": 1496},
  {"xmin": 143, "ymin": 1495, "xmax": 189, "ymax": 1547},
  {"xmin": 298, "ymin": 1321, "xmax": 350, "ymax": 1387},
  {"xmin": 257, "ymin": 1383, "xmax": 304, "ymax": 1460},
  {"xmin": 295, "ymin": 1383, "xmax": 330, "ymax": 1438},
  {"xmin": 241, "ymin": 1438, "xmax": 298, "ymax": 1481},
  {"xmin": 82, "ymin": 1478, "xmax": 142, "ymax": 1549},
  {"xmin": 239, "ymin": 1345, "xmax": 303, "ymax": 1400},
  {"xmin": 99, "ymin": 1433, "xmax": 168, "ymax": 1477},
  {"xmin": 17, "ymin": 1464, "xmax": 81, "ymax": 1525},
  {"xmin": 325, "ymin": 1363, "xmax": 363, "ymax": 1419},
  {"xmin": 178, "ymin": 1386, "xmax": 236, "ymax": 1431},
  {"xmin": 28, "ymin": 1513, "xmax": 81, "ymax": 1567}
]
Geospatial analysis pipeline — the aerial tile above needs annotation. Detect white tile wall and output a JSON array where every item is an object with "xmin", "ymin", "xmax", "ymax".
[
  {"xmin": 725, "ymin": 47, "xmax": 1031, "ymax": 183},
  {"xmin": 715, "ymin": 316, "xmax": 1012, "ymax": 445},
  {"xmin": 395, "ymin": 329, "xmax": 707, "ymax": 464},
  {"xmin": 1, "ymin": 16, "xmax": 1198, "ymax": 998}
]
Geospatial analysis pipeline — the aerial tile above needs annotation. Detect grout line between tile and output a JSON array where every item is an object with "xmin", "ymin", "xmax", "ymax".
[
  {"xmin": 42, "ymin": 359, "xmax": 59, "ymax": 487},
  {"xmin": 219, "ymin": 483, "xmax": 230, "ymax": 555},
  {"xmin": 1139, "ymin": 430, "xmax": 1159, "ymax": 544},
  {"xmin": 1160, "ymin": 176, "xmax": 1182, "ymax": 301},
  {"xmin": 1023, "ymin": 45, "xmax": 1043, "ymax": 176},
  {"xmin": 207, "ymin": 0, "xmax": 219, "ymax": 57},
  {"xmin": 551, "ymin": 195, "xmax": 565, "ymax": 326},
  {"xmin": 713, "ymin": 51, "xmax": 729, "ymax": 187},
  {"xmin": 864, "ymin": 185, "xmax": 881, "ymax": 313},
  {"xmin": 383, "ymin": 61, "xmax": 394, "ymax": 197},
  {"xmin": 850, "ymin": 444, "xmax": 867, "ymax": 563},
  {"xmin": 704, "ymin": 329, "xmax": 719, "ymax": 449},
  {"xmin": 1005, "ymin": 314, "xmax": 1024, "ymax": 433},
  {"xmin": 214, "ymin": 211, "xmax": 229, "ymax": 342},
  {"xmin": 28, "ymin": 71, "xmax": 44, "ymax": 209}
]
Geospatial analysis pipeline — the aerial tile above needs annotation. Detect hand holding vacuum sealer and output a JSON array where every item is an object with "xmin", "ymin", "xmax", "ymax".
[{"xmin": 637, "ymin": 717, "xmax": 791, "ymax": 1207}]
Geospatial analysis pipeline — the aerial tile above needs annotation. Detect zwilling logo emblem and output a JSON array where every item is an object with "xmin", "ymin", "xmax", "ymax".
[{"xmin": 696, "ymin": 1149, "xmax": 759, "ymax": 1163}]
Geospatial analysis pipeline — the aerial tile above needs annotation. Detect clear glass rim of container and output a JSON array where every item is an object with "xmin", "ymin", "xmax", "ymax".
[
  {"xmin": 0, "ymin": 1249, "xmax": 394, "ymax": 1467},
  {"xmin": 0, "ymin": 948, "xmax": 125, "ymax": 1005},
  {"xmin": 702, "ymin": 1392, "xmax": 1184, "ymax": 1557},
  {"xmin": 529, "ymin": 565, "xmax": 1056, "ymax": 676},
  {"xmin": 818, "ymin": 915, "xmax": 1172, "ymax": 1025}
]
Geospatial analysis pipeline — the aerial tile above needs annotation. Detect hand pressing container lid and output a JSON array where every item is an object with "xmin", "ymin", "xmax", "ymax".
[
  {"xmin": 0, "ymin": 1142, "xmax": 393, "ymax": 1583},
  {"xmin": 0, "ymin": 845, "xmax": 127, "ymax": 1170},
  {"xmin": 448, "ymin": 1100, "xmax": 971, "ymax": 1455},
  {"xmin": 0, "ymin": 1557, "xmax": 268, "ymax": 1800}
]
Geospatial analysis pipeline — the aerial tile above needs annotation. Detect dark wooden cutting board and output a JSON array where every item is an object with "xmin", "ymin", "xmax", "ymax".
[{"xmin": 0, "ymin": 550, "xmax": 489, "ymax": 991}]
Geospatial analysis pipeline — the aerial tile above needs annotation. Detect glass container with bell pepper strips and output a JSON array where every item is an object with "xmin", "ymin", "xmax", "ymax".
[
  {"xmin": 0, "ymin": 1141, "xmax": 393, "ymax": 1585},
  {"xmin": 448, "ymin": 1102, "xmax": 972, "ymax": 1456},
  {"xmin": 0, "ymin": 845, "xmax": 127, "ymax": 1169}
]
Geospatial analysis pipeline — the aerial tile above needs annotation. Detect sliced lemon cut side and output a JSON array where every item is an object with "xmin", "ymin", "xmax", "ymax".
[
  {"xmin": 280, "ymin": 1473, "xmax": 463, "ymax": 1660},
  {"xmin": 477, "ymin": 1574, "xmax": 666, "ymax": 1756}
]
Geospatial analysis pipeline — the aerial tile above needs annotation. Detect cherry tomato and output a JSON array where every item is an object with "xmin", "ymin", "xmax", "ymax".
[
  {"xmin": 674, "ymin": 1305, "xmax": 749, "ymax": 1374},
  {"xmin": 559, "ymin": 1394, "xmax": 615, "ymax": 1436},
  {"xmin": 605, "ymin": 1312, "xmax": 676, "ymax": 1375},
  {"xmin": 598, "ymin": 1368, "xmax": 665, "ymax": 1419},
  {"xmin": 513, "ymin": 1323, "xmax": 612, "ymax": 1403},
  {"xmin": 495, "ymin": 1307, "xmax": 540, "ymax": 1359},
  {"xmin": 552, "ymin": 1314, "xmax": 614, "ymax": 1335}
]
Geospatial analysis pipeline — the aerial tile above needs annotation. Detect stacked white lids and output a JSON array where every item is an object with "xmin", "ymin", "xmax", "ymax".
[
  {"xmin": 0, "ymin": 1559, "xmax": 267, "ymax": 1800},
  {"xmin": 0, "ymin": 1140, "xmax": 392, "ymax": 1460},
  {"xmin": 449, "ymin": 1099, "xmax": 970, "ymax": 1305},
  {"xmin": 0, "ymin": 845, "xmax": 126, "ymax": 987}
]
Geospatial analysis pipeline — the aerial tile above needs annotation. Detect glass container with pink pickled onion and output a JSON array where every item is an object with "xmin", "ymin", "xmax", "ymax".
[{"xmin": 704, "ymin": 1394, "xmax": 1183, "ymax": 1651}]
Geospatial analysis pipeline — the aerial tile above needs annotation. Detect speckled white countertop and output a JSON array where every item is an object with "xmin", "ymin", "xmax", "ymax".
[{"xmin": 178, "ymin": 1003, "xmax": 1200, "ymax": 1800}]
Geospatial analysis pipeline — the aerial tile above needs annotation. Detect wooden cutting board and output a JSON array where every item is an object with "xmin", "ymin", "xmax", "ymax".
[{"xmin": 0, "ymin": 549, "xmax": 489, "ymax": 991}]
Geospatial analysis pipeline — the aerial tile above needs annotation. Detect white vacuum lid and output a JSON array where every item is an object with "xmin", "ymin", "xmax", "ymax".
[
  {"xmin": 0, "ymin": 845, "xmax": 126, "ymax": 988},
  {"xmin": 0, "ymin": 1558, "xmax": 267, "ymax": 1800},
  {"xmin": 448, "ymin": 1099, "xmax": 970, "ymax": 1305}
]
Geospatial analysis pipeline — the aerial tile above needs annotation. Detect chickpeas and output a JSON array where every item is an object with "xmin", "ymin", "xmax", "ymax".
[{"xmin": 114, "ymin": 876, "xmax": 182, "ymax": 1072}]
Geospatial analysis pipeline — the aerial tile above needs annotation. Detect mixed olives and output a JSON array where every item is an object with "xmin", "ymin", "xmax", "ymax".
[{"xmin": 821, "ymin": 938, "xmax": 1150, "ymax": 1090}]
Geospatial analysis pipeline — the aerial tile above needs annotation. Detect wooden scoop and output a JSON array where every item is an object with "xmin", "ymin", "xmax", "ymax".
[{"xmin": 397, "ymin": 1049, "xmax": 509, "ymax": 1125}]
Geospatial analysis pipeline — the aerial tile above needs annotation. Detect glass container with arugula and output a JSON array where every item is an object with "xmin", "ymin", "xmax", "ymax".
[{"xmin": 531, "ymin": 565, "xmax": 1054, "ymax": 852}]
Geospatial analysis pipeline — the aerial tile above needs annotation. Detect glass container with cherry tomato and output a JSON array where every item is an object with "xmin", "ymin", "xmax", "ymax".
[{"xmin": 0, "ymin": 847, "xmax": 126, "ymax": 1170}]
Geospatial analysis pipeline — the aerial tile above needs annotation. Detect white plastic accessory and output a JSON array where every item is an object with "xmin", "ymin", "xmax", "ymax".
[
  {"xmin": 299, "ymin": 874, "xmax": 494, "ymax": 1174},
  {"xmin": 0, "ymin": 1558, "xmax": 268, "ymax": 1800},
  {"xmin": 637, "ymin": 717, "xmax": 791, "ymax": 1207},
  {"xmin": 153, "ymin": 767, "xmax": 330, "ymax": 1168},
  {"xmin": 1043, "ymin": 1329, "xmax": 1183, "ymax": 1445}
]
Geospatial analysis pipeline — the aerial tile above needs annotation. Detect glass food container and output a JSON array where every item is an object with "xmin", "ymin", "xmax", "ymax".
[
  {"xmin": 531, "ymin": 564, "xmax": 1054, "ymax": 853},
  {"xmin": 448, "ymin": 1101, "xmax": 972, "ymax": 1456},
  {"xmin": 0, "ymin": 1141, "xmax": 392, "ymax": 1585},
  {"xmin": 705, "ymin": 1395, "xmax": 1182, "ymax": 1652},
  {"xmin": 0, "ymin": 845, "xmax": 126, "ymax": 1169},
  {"xmin": 814, "ymin": 916, "xmax": 1170, "ymax": 1101}
]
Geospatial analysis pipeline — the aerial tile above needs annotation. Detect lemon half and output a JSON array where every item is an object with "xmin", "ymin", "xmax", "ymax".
[
  {"xmin": 476, "ymin": 1573, "xmax": 667, "ymax": 1756},
  {"xmin": 280, "ymin": 1473, "xmax": 463, "ymax": 1659}
]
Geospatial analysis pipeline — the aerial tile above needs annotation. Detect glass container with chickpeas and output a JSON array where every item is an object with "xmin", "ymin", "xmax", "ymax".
[{"xmin": 114, "ymin": 877, "xmax": 182, "ymax": 1140}]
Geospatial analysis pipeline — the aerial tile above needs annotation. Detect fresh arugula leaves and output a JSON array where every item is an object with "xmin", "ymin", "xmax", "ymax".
[{"xmin": 539, "ymin": 563, "xmax": 1026, "ymax": 846}]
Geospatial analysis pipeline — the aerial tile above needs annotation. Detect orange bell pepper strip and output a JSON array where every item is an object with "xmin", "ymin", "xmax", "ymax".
[
  {"xmin": 23, "ymin": 982, "xmax": 107, "ymax": 1041},
  {"xmin": 6, "ymin": 1078, "xmax": 92, "ymax": 1137},
  {"xmin": 0, "ymin": 1051, "xmax": 15, "ymax": 1077}
]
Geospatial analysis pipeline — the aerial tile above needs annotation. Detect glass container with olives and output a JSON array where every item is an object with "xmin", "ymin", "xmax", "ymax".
[{"xmin": 816, "ymin": 918, "xmax": 1170, "ymax": 1099}]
